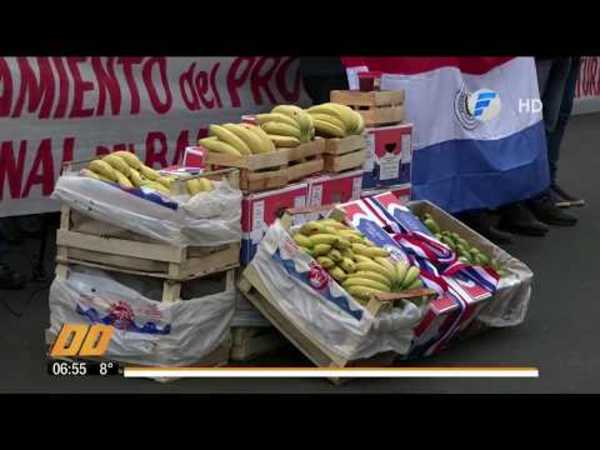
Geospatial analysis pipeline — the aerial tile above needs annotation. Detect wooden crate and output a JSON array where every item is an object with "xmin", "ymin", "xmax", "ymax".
[
  {"xmin": 229, "ymin": 326, "xmax": 288, "ymax": 362},
  {"xmin": 238, "ymin": 263, "xmax": 434, "ymax": 374},
  {"xmin": 56, "ymin": 206, "xmax": 240, "ymax": 285},
  {"xmin": 323, "ymin": 134, "xmax": 367, "ymax": 173},
  {"xmin": 205, "ymin": 139, "xmax": 325, "ymax": 193},
  {"xmin": 331, "ymin": 90, "xmax": 405, "ymax": 127}
]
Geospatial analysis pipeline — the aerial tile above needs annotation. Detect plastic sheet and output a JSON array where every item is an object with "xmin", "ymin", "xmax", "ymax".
[
  {"xmin": 48, "ymin": 266, "xmax": 235, "ymax": 366},
  {"xmin": 52, "ymin": 174, "xmax": 242, "ymax": 247}
]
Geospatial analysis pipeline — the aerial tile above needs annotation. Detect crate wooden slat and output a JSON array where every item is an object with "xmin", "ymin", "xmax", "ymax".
[
  {"xmin": 206, "ymin": 139, "xmax": 325, "ymax": 193},
  {"xmin": 331, "ymin": 90, "xmax": 406, "ymax": 127},
  {"xmin": 230, "ymin": 326, "xmax": 288, "ymax": 362},
  {"xmin": 323, "ymin": 134, "xmax": 366, "ymax": 156},
  {"xmin": 56, "ymin": 207, "xmax": 240, "ymax": 282},
  {"xmin": 330, "ymin": 90, "xmax": 405, "ymax": 107},
  {"xmin": 324, "ymin": 149, "xmax": 367, "ymax": 173},
  {"xmin": 238, "ymin": 264, "xmax": 391, "ymax": 371}
]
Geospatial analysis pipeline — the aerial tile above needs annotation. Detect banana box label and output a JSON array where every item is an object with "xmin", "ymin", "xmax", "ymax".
[
  {"xmin": 241, "ymin": 183, "xmax": 308, "ymax": 265},
  {"xmin": 337, "ymin": 199, "xmax": 409, "ymax": 264},
  {"xmin": 364, "ymin": 123, "xmax": 413, "ymax": 188}
]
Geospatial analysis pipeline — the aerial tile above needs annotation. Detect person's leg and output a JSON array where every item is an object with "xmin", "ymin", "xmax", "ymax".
[
  {"xmin": 548, "ymin": 57, "xmax": 585, "ymax": 207},
  {"xmin": 0, "ymin": 239, "xmax": 26, "ymax": 289},
  {"xmin": 527, "ymin": 58, "xmax": 578, "ymax": 226}
]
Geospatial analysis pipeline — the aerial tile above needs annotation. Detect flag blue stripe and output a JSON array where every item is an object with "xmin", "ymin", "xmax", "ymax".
[{"xmin": 411, "ymin": 121, "xmax": 550, "ymax": 213}]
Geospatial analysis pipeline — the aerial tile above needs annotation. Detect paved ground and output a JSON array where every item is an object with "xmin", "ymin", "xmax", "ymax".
[{"xmin": 1, "ymin": 113, "xmax": 598, "ymax": 394}]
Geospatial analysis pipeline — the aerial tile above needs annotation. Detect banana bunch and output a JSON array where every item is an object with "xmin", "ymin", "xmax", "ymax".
[
  {"xmin": 292, "ymin": 217, "xmax": 423, "ymax": 305},
  {"xmin": 420, "ymin": 213, "xmax": 506, "ymax": 276},
  {"xmin": 256, "ymin": 105, "xmax": 316, "ymax": 148},
  {"xmin": 82, "ymin": 151, "xmax": 213, "ymax": 197},
  {"xmin": 199, "ymin": 123, "xmax": 276, "ymax": 156},
  {"xmin": 306, "ymin": 102, "xmax": 365, "ymax": 138}
]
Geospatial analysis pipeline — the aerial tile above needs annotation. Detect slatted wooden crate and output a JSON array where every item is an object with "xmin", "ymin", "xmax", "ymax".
[
  {"xmin": 229, "ymin": 326, "xmax": 288, "ymax": 362},
  {"xmin": 205, "ymin": 139, "xmax": 325, "ymax": 193},
  {"xmin": 239, "ymin": 264, "xmax": 435, "ymax": 384},
  {"xmin": 331, "ymin": 90, "xmax": 406, "ymax": 127},
  {"xmin": 323, "ymin": 134, "xmax": 367, "ymax": 173}
]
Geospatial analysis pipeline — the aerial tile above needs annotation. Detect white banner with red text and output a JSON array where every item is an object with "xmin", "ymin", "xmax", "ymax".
[
  {"xmin": 0, "ymin": 57, "xmax": 310, "ymax": 217},
  {"xmin": 574, "ymin": 56, "xmax": 600, "ymax": 115}
]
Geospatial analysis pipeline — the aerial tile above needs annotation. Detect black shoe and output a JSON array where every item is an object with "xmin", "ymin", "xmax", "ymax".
[
  {"xmin": 457, "ymin": 211, "xmax": 514, "ymax": 245},
  {"xmin": 551, "ymin": 184, "xmax": 585, "ymax": 208},
  {"xmin": 0, "ymin": 263, "xmax": 27, "ymax": 289},
  {"xmin": 498, "ymin": 202, "xmax": 550, "ymax": 236},
  {"xmin": 528, "ymin": 193, "xmax": 578, "ymax": 226}
]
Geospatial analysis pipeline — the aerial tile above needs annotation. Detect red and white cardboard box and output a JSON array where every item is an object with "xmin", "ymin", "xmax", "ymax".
[
  {"xmin": 241, "ymin": 182, "xmax": 308, "ymax": 265},
  {"xmin": 336, "ymin": 198, "xmax": 409, "ymax": 263},
  {"xmin": 408, "ymin": 275, "xmax": 492, "ymax": 357},
  {"xmin": 363, "ymin": 190, "xmax": 430, "ymax": 235},
  {"xmin": 305, "ymin": 170, "xmax": 363, "ymax": 221},
  {"xmin": 361, "ymin": 183, "xmax": 412, "ymax": 205},
  {"xmin": 363, "ymin": 123, "xmax": 414, "ymax": 189}
]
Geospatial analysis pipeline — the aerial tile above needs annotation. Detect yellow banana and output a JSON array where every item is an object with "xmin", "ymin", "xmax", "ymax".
[
  {"xmin": 336, "ymin": 232, "xmax": 365, "ymax": 244},
  {"xmin": 349, "ymin": 271, "xmax": 392, "ymax": 288},
  {"xmin": 186, "ymin": 178, "xmax": 203, "ymax": 195},
  {"xmin": 313, "ymin": 119, "xmax": 346, "ymax": 138},
  {"xmin": 198, "ymin": 178, "xmax": 214, "ymax": 192},
  {"xmin": 261, "ymin": 122, "xmax": 303, "ymax": 140},
  {"xmin": 339, "ymin": 257, "xmax": 356, "ymax": 273},
  {"xmin": 355, "ymin": 261, "xmax": 395, "ymax": 283},
  {"xmin": 330, "ymin": 266, "xmax": 348, "ymax": 283},
  {"xmin": 112, "ymin": 151, "xmax": 143, "ymax": 170},
  {"xmin": 114, "ymin": 171, "xmax": 133, "ymax": 188},
  {"xmin": 308, "ymin": 103, "xmax": 356, "ymax": 132},
  {"xmin": 309, "ymin": 234, "xmax": 340, "ymax": 247},
  {"xmin": 308, "ymin": 113, "xmax": 346, "ymax": 131},
  {"xmin": 352, "ymin": 243, "xmax": 390, "ymax": 258},
  {"xmin": 316, "ymin": 256, "xmax": 335, "ymax": 269},
  {"xmin": 374, "ymin": 257, "xmax": 396, "ymax": 277},
  {"xmin": 341, "ymin": 248, "xmax": 356, "ymax": 260},
  {"xmin": 318, "ymin": 219, "xmax": 349, "ymax": 230},
  {"xmin": 267, "ymin": 135, "xmax": 301, "ymax": 148},
  {"xmin": 209, "ymin": 124, "xmax": 252, "ymax": 155},
  {"xmin": 222, "ymin": 123, "xmax": 266, "ymax": 154},
  {"xmin": 199, "ymin": 137, "xmax": 242, "ymax": 157},
  {"xmin": 395, "ymin": 261, "xmax": 409, "ymax": 286},
  {"xmin": 128, "ymin": 168, "xmax": 145, "ymax": 187},
  {"xmin": 241, "ymin": 123, "xmax": 276, "ymax": 153},
  {"xmin": 300, "ymin": 221, "xmax": 326, "ymax": 235},
  {"xmin": 272, "ymin": 105, "xmax": 312, "ymax": 133},
  {"xmin": 328, "ymin": 249, "xmax": 343, "ymax": 263},
  {"xmin": 293, "ymin": 233, "xmax": 312, "ymax": 248},
  {"xmin": 313, "ymin": 244, "xmax": 332, "ymax": 256},
  {"xmin": 80, "ymin": 168, "xmax": 100, "ymax": 180},
  {"xmin": 343, "ymin": 277, "xmax": 391, "ymax": 293},
  {"xmin": 103, "ymin": 154, "xmax": 132, "ymax": 178},
  {"xmin": 346, "ymin": 285, "xmax": 387, "ymax": 301},
  {"xmin": 333, "ymin": 237, "xmax": 351, "ymax": 251},
  {"xmin": 143, "ymin": 181, "xmax": 170, "ymax": 195},
  {"xmin": 353, "ymin": 110, "xmax": 365, "ymax": 134},
  {"xmin": 405, "ymin": 278, "xmax": 424, "ymax": 290},
  {"xmin": 88, "ymin": 160, "xmax": 118, "ymax": 182},
  {"xmin": 255, "ymin": 113, "xmax": 300, "ymax": 129},
  {"xmin": 139, "ymin": 165, "xmax": 161, "ymax": 182},
  {"xmin": 401, "ymin": 266, "xmax": 421, "ymax": 289}
]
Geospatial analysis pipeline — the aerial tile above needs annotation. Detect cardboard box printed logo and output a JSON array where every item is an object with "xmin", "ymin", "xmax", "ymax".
[
  {"xmin": 365, "ymin": 191, "xmax": 431, "ymax": 235},
  {"xmin": 362, "ymin": 123, "xmax": 414, "ymax": 189},
  {"xmin": 241, "ymin": 183, "xmax": 308, "ymax": 265}
]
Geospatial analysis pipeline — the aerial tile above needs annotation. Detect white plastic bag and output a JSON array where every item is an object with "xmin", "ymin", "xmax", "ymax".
[
  {"xmin": 231, "ymin": 290, "xmax": 272, "ymax": 328},
  {"xmin": 49, "ymin": 266, "xmax": 235, "ymax": 366},
  {"xmin": 249, "ymin": 220, "xmax": 428, "ymax": 361},
  {"xmin": 52, "ymin": 174, "xmax": 242, "ymax": 247}
]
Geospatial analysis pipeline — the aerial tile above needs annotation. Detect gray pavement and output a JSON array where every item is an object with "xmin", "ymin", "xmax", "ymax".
[{"xmin": 1, "ymin": 113, "xmax": 598, "ymax": 393}]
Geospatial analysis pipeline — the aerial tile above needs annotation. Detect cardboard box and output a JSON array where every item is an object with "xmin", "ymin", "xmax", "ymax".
[
  {"xmin": 364, "ymin": 191, "xmax": 431, "ymax": 235},
  {"xmin": 336, "ymin": 198, "xmax": 409, "ymax": 263},
  {"xmin": 241, "ymin": 183, "xmax": 308, "ymax": 265},
  {"xmin": 362, "ymin": 123, "xmax": 413, "ymax": 189},
  {"xmin": 408, "ymin": 276, "xmax": 492, "ymax": 358}
]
